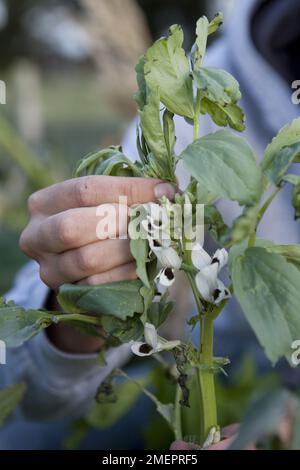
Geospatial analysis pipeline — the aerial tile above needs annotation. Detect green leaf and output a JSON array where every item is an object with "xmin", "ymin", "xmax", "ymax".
[
  {"xmin": 0, "ymin": 300, "xmax": 55, "ymax": 347},
  {"xmin": 231, "ymin": 247, "xmax": 300, "ymax": 364},
  {"xmin": 192, "ymin": 16, "xmax": 209, "ymax": 68},
  {"xmin": 229, "ymin": 390, "xmax": 295, "ymax": 450},
  {"xmin": 194, "ymin": 67, "xmax": 241, "ymax": 106},
  {"xmin": 147, "ymin": 299, "xmax": 174, "ymax": 329},
  {"xmin": 191, "ymin": 13, "xmax": 223, "ymax": 69},
  {"xmin": 134, "ymin": 55, "xmax": 147, "ymax": 110},
  {"xmin": 208, "ymin": 12, "xmax": 223, "ymax": 35},
  {"xmin": 265, "ymin": 244, "xmax": 300, "ymax": 271},
  {"xmin": 0, "ymin": 382, "xmax": 27, "ymax": 426},
  {"xmin": 261, "ymin": 118, "xmax": 300, "ymax": 185},
  {"xmin": 73, "ymin": 146, "xmax": 142, "ymax": 177},
  {"xmin": 200, "ymin": 97, "xmax": 245, "ymax": 132},
  {"xmin": 180, "ymin": 130, "xmax": 262, "ymax": 205},
  {"xmin": 228, "ymin": 238, "xmax": 273, "ymax": 269},
  {"xmin": 144, "ymin": 24, "xmax": 194, "ymax": 119},
  {"xmin": 282, "ymin": 174, "xmax": 300, "ymax": 219},
  {"xmin": 96, "ymin": 154, "xmax": 142, "ymax": 177},
  {"xmin": 86, "ymin": 378, "xmax": 147, "ymax": 429},
  {"xmin": 139, "ymin": 88, "xmax": 169, "ymax": 163},
  {"xmin": 163, "ymin": 109, "xmax": 176, "ymax": 157},
  {"xmin": 58, "ymin": 280, "xmax": 144, "ymax": 319},
  {"xmin": 196, "ymin": 182, "xmax": 218, "ymax": 205}
]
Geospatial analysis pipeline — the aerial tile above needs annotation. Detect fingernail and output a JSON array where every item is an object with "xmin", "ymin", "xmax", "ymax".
[{"xmin": 154, "ymin": 182, "xmax": 177, "ymax": 200}]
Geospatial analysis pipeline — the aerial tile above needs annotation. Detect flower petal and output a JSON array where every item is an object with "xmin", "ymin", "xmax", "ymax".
[
  {"xmin": 131, "ymin": 341, "xmax": 154, "ymax": 357},
  {"xmin": 156, "ymin": 267, "xmax": 176, "ymax": 287},
  {"xmin": 157, "ymin": 339, "xmax": 181, "ymax": 351},
  {"xmin": 195, "ymin": 264, "xmax": 218, "ymax": 302},
  {"xmin": 144, "ymin": 322, "xmax": 158, "ymax": 349},
  {"xmin": 192, "ymin": 243, "xmax": 212, "ymax": 270}
]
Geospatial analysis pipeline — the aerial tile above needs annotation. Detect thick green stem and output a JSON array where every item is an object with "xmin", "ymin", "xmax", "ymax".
[
  {"xmin": 174, "ymin": 384, "xmax": 183, "ymax": 441},
  {"xmin": 198, "ymin": 315, "xmax": 217, "ymax": 445}
]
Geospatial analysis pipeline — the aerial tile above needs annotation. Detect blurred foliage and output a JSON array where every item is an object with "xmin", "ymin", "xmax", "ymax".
[{"xmin": 0, "ymin": 0, "xmax": 212, "ymax": 294}]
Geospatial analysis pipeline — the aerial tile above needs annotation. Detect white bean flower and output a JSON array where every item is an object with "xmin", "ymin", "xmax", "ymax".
[
  {"xmin": 149, "ymin": 238, "xmax": 182, "ymax": 288},
  {"xmin": 131, "ymin": 322, "xmax": 180, "ymax": 357},
  {"xmin": 192, "ymin": 243, "xmax": 231, "ymax": 305},
  {"xmin": 192, "ymin": 243, "xmax": 228, "ymax": 272}
]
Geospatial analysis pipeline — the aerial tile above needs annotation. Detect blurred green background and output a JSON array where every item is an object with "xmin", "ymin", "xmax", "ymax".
[{"xmin": 0, "ymin": 0, "xmax": 234, "ymax": 295}]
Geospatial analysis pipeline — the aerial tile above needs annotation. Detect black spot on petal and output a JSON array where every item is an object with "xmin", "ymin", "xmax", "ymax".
[
  {"xmin": 164, "ymin": 268, "xmax": 174, "ymax": 280},
  {"xmin": 139, "ymin": 344, "xmax": 153, "ymax": 354},
  {"xmin": 213, "ymin": 289, "xmax": 221, "ymax": 301},
  {"xmin": 211, "ymin": 257, "xmax": 219, "ymax": 265}
]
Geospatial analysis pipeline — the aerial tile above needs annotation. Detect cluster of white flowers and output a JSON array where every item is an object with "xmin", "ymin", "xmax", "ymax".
[{"xmin": 142, "ymin": 202, "xmax": 231, "ymax": 304}]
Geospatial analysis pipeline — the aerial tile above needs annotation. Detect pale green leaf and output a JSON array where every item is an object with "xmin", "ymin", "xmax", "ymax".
[
  {"xmin": 191, "ymin": 13, "xmax": 223, "ymax": 69},
  {"xmin": 231, "ymin": 247, "xmax": 300, "ymax": 364},
  {"xmin": 58, "ymin": 280, "xmax": 144, "ymax": 319},
  {"xmin": 144, "ymin": 25, "xmax": 194, "ymax": 118},
  {"xmin": 261, "ymin": 118, "xmax": 300, "ymax": 185},
  {"xmin": 134, "ymin": 55, "xmax": 147, "ymax": 110},
  {"xmin": 192, "ymin": 16, "xmax": 209, "ymax": 68},
  {"xmin": 163, "ymin": 109, "xmax": 176, "ymax": 157},
  {"xmin": 101, "ymin": 313, "xmax": 143, "ymax": 343},
  {"xmin": 0, "ymin": 300, "xmax": 55, "ymax": 347},
  {"xmin": 130, "ymin": 237, "xmax": 150, "ymax": 288},
  {"xmin": 180, "ymin": 130, "xmax": 262, "ymax": 205},
  {"xmin": 265, "ymin": 244, "xmax": 300, "ymax": 271},
  {"xmin": 194, "ymin": 67, "xmax": 241, "ymax": 106},
  {"xmin": 139, "ymin": 87, "xmax": 169, "ymax": 161},
  {"xmin": 201, "ymin": 97, "xmax": 245, "ymax": 132}
]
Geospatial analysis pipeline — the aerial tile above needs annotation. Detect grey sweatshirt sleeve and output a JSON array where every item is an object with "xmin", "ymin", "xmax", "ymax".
[{"xmin": 2, "ymin": 261, "xmax": 131, "ymax": 420}]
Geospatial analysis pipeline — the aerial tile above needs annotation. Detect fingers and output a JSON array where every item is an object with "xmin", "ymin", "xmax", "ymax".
[
  {"xmin": 39, "ymin": 239, "xmax": 133, "ymax": 289},
  {"xmin": 35, "ymin": 204, "xmax": 128, "ymax": 254},
  {"xmin": 29, "ymin": 176, "xmax": 177, "ymax": 215},
  {"xmin": 77, "ymin": 262, "xmax": 137, "ymax": 286}
]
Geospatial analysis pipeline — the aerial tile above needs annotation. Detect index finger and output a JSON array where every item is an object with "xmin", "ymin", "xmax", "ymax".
[{"xmin": 28, "ymin": 176, "xmax": 176, "ymax": 215}]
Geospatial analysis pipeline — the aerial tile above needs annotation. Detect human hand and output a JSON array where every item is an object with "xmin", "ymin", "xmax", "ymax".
[{"xmin": 20, "ymin": 175, "xmax": 176, "ymax": 352}]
